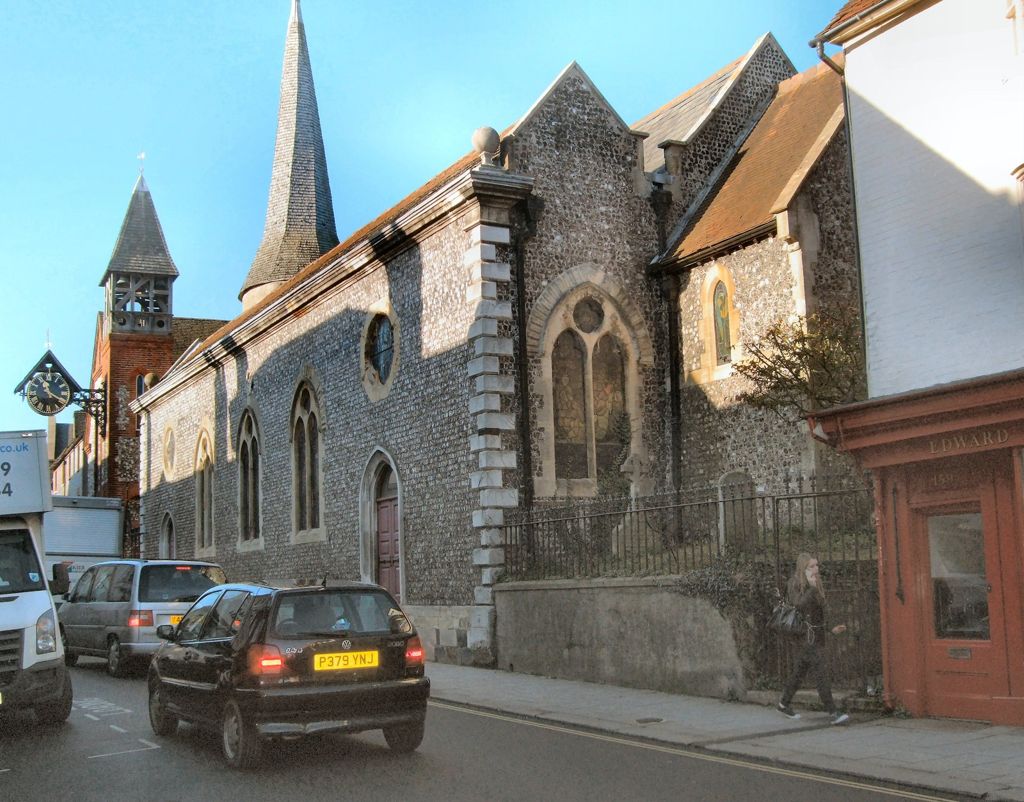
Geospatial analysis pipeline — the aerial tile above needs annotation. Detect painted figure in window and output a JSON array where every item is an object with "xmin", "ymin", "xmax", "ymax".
[{"xmin": 713, "ymin": 281, "xmax": 731, "ymax": 365}]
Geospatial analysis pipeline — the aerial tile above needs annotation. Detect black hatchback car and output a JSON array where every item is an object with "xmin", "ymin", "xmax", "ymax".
[{"xmin": 146, "ymin": 580, "xmax": 429, "ymax": 768}]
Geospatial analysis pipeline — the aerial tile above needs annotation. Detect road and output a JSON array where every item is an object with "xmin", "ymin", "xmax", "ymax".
[{"xmin": 0, "ymin": 658, "xmax": 960, "ymax": 802}]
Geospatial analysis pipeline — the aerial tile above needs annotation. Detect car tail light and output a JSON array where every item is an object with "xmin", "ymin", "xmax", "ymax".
[
  {"xmin": 128, "ymin": 610, "xmax": 154, "ymax": 627},
  {"xmin": 248, "ymin": 644, "xmax": 284, "ymax": 675},
  {"xmin": 404, "ymin": 635, "xmax": 424, "ymax": 666}
]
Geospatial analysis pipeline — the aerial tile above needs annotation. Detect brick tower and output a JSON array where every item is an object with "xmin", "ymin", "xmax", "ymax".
[{"xmin": 86, "ymin": 173, "xmax": 180, "ymax": 552}]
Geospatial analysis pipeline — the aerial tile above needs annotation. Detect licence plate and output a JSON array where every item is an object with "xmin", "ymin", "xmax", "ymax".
[
  {"xmin": 169, "ymin": 615, "xmax": 183, "ymax": 625},
  {"xmin": 314, "ymin": 651, "xmax": 379, "ymax": 671}
]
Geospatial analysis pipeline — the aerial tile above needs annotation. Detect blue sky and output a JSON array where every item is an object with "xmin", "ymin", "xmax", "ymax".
[{"xmin": 0, "ymin": 0, "xmax": 842, "ymax": 435}]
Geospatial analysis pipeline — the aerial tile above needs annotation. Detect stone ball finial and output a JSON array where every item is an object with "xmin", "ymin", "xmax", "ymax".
[
  {"xmin": 143, "ymin": 372, "xmax": 160, "ymax": 390},
  {"xmin": 472, "ymin": 126, "xmax": 500, "ymax": 166}
]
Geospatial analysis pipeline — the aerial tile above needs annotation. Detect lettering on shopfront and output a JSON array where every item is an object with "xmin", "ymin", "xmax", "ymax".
[{"xmin": 928, "ymin": 428, "xmax": 1009, "ymax": 455}]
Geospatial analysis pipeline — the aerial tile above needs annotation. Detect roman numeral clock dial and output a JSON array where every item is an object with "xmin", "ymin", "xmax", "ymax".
[{"xmin": 26, "ymin": 371, "xmax": 72, "ymax": 415}]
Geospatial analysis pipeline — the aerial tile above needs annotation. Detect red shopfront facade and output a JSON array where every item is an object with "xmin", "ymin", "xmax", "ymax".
[{"xmin": 812, "ymin": 370, "xmax": 1024, "ymax": 724}]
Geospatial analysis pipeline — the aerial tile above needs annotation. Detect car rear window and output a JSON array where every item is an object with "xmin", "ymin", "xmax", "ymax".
[
  {"xmin": 139, "ymin": 564, "xmax": 227, "ymax": 603},
  {"xmin": 271, "ymin": 589, "xmax": 413, "ymax": 637}
]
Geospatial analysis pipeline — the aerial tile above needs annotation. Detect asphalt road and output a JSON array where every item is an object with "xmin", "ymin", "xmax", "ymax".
[{"xmin": 0, "ymin": 658, "xmax": 960, "ymax": 802}]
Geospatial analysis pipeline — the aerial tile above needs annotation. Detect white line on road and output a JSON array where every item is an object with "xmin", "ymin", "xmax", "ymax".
[
  {"xmin": 0, "ymin": 769, "xmax": 9, "ymax": 774},
  {"xmin": 109, "ymin": 725, "xmax": 127, "ymax": 733},
  {"xmin": 87, "ymin": 739, "xmax": 161, "ymax": 760},
  {"xmin": 429, "ymin": 701, "xmax": 951, "ymax": 802},
  {"xmin": 84, "ymin": 714, "xmax": 99, "ymax": 720}
]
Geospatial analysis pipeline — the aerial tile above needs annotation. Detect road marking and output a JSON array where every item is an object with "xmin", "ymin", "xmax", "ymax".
[
  {"xmin": 84, "ymin": 714, "xmax": 99, "ymax": 721},
  {"xmin": 75, "ymin": 698, "xmax": 133, "ymax": 717},
  {"xmin": 429, "ymin": 701, "xmax": 953, "ymax": 802},
  {"xmin": 109, "ymin": 725, "xmax": 127, "ymax": 733},
  {"xmin": 0, "ymin": 769, "xmax": 9, "ymax": 774},
  {"xmin": 87, "ymin": 739, "xmax": 160, "ymax": 760}
]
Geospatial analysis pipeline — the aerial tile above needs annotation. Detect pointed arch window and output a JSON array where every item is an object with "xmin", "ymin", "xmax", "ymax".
[
  {"xmin": 551, "ymin": 297, "xmax": 632, "ymax": 489},
  {"xmin": 713, "ymin": 281, "xmax": 732, "ymax": 365},
  {"xmin": 291, "ymin": 384, "xmax": 322, "ymax": 533},
  {"xmin": 195, "ymin": 432, "xmax": 214, "ymax": 552},
  {"xmin": 238, "ymin": 412, "xmax": 261, "ymax": 542}
]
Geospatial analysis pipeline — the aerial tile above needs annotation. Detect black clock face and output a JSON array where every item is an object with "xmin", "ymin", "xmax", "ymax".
[{"xmin": 26, "ymin": 371, "xmax": 72, "ymax": 416}]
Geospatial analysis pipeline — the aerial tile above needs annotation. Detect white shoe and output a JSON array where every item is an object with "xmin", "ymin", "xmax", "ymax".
[{"xmin": 830, "ymin": 712, "xmax": 850, "ymax": 725}]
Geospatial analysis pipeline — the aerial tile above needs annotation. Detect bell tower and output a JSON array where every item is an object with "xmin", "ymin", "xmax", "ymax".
[{"xmin": 99, "ymin": 174, "xmax": 178, "ymax": 336}]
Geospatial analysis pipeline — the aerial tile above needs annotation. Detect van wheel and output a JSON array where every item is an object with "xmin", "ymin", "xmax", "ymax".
[
  {"xmin": 148, "ymin": 679, "xmax": 178, "ymax": 736},
  {"xmin": 222, "ymin": 700, "xmax": 261, "ymax": 769},
  {"xmin": 383, "ymin": 720, "xmax": 424, "ymax": 753},
  {"xmin": 61, "ymin": 630, "xmax": 78, "ymax": 667},
  {"xmin": 35, "ymin": 672, "xmax": 73, "ymax": 725},
  {"xmin": 106, "ymin": 636, "xmax": 127, "ymax": 678}
]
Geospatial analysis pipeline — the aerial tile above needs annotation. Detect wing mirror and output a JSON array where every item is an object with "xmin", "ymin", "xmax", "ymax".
[{"xmin": 156, "ymin": 624, "xmax": 177, "ymax": 641}]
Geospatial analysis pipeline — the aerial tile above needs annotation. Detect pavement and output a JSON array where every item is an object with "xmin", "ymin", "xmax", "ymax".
[{"xmin": 425, "ymin": 662, "xmax": 1024, "ymax": 801}]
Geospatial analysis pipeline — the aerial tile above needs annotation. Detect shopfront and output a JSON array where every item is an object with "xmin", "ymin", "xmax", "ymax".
[{"xmin": 812, "ymin": 371, "xmax": 1024, "ymax": 724}]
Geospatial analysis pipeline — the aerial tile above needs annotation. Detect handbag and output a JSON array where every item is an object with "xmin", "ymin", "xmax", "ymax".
[{"xmin": 768, "ymin": 599, "xmax": 806, "ymax": 636}]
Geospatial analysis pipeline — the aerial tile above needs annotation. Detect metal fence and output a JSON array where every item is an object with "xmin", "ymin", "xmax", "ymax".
[{"xmin": 502, "ymin": 477, "xmax": 881, "ymax": 691}]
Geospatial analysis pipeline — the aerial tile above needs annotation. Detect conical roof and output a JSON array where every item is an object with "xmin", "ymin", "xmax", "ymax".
[
  {"xmin": 240, "ymin": 0, "xmax": 338, "ymax": 301},
  {"xmin": 98, "ymin": 174, "xmax": 179, "ymax": 286}
]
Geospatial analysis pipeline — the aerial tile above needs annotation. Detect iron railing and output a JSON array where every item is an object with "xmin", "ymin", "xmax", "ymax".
[{"xmin": 502, "ymin": 477, "xmax": 881, "ymax": 690}]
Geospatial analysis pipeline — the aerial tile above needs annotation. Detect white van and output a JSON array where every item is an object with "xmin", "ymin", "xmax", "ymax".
[{"xmin": 0, "ymin": 431, "xmax": 72, "ymax": 724}]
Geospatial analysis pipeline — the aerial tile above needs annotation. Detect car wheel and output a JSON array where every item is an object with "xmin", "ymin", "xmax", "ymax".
[
  {"xmin": 222, "ymin": 699, "xmax": 261, "ymax": 769},
  {"xmin": 383, "ymin": 720, "xmax": 425, "ymax": 753},
  {"xmin": 148, "ymin": 679, "xmax": 178, "ymax": 737},
  {"xmin": 106, "ymin": 636, "xmax": 127, "ymax": 678},
  {"xmin": 61, "ymin": 629, "xmax": 78, "ymax": 667},
  {"xmin": 35, "ymin": 672, "xmax": 73, "ymax": 725}
]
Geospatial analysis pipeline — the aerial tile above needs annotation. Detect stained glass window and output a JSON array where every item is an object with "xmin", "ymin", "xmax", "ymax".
[{"xmin": 713, "ymin": 281, "xmax": 731, "ymax": 365}]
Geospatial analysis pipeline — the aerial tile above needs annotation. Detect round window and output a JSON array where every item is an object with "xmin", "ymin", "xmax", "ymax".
[{"xmin": 573, "ymin": 298, "xmax": 604, "ymax": 333}]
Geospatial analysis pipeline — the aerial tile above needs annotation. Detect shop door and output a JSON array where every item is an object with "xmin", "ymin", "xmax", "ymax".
[
  {"xmin": 914, "ymin": 480, "xmax": 1010, "ymax": 720},
  {"xmin": 376, "ymin": 497, "xmax": 400, "ymax": 602}
]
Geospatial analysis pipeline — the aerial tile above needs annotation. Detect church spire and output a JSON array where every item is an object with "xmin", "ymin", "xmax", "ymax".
[{"xmin": 240, "ymin": 0, "xmax": 338, "ymax": 309}]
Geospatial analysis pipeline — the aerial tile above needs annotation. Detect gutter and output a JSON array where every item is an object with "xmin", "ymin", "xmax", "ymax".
[{"xmin": 809, "ymin": 0, "xmax": 899, "ymax": 74}]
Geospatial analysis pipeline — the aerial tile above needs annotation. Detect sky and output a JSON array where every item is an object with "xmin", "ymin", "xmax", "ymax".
[{"xmin": 0, "ymin": 0, "xmax": 844, "ymax": 435}]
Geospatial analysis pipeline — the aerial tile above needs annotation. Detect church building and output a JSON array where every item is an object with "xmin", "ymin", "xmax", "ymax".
[{"xmin": 132, "ymin": 0, "xmax": 862, "ymax": 663}]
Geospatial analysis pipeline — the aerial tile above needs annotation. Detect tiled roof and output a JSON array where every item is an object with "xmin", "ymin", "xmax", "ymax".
[
  {"xmin": 821, "ymin": 0, "xmax": 893, "ymax": 36},
  {"xmin": 662, "ymin": 61, "xmax": 844, "ymax": 265},
  {"xmin": 172, "ymin": 317, "xmax": 229, "ymax": 361},
  {"xmin": 633, "ymin": 56, "xmax": 744, "ymax": 174},
  {"xmin": 98, "ymin": 175, "xmax": 178, "ymax": 286},
  {"xmin": 240, "ymin": 0, "xmax": 338, "ymax": 299}
]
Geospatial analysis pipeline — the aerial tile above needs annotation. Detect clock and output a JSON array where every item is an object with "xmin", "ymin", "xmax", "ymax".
[{"xmin": 26, "ymin": 371, "xmax": 72, "ymax": 416}]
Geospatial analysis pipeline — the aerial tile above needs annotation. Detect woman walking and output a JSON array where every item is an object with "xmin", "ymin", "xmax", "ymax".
[{"xmin": 777, "ymin": 553, "xmax": 849, "ymax": 724}]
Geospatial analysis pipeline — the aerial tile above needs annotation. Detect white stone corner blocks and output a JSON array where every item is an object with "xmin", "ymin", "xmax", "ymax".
[{"xmin": 465, "ymin": 207, "xmax": 518, "ymax": 657}]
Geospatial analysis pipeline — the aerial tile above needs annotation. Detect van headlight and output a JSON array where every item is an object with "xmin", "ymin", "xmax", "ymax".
[{"xmin": 36, "ymin": 610, "xmax": 57, "ymax": 654}]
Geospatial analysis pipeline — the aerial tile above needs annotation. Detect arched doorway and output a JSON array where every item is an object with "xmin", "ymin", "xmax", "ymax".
[{"xmin": 374, "ymin": 465, "xmax": 400, "ymax": 600}]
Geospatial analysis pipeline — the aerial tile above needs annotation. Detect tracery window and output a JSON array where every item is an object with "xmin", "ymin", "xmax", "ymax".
[
  {"xmin": 552, "ymin": 297, "xmax": 630, "ymax": 487},
  {"xmin": 238, "ymin": 411, "xmax": 261, "ymax": 542},
  {"xmin": 291, "ymin": 384, "xmax": 321, "ymax": 532},
  {"xmin": 195, "ymin": 431, "xmax": 214, "ymax": 551}
]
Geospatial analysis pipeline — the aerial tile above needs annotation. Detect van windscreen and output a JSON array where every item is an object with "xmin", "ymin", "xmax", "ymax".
[
  {"xmin": 139, "ymin": 564, "xmax": 227, "ymax": 603},
  {"xmin": 0, "ymin": 529, "xmax": 46, "ymax": 594}
]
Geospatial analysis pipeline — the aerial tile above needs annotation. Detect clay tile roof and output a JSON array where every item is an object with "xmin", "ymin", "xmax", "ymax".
[
  {"xmin": 633, "ymin": 55, "xmax": 744, "ymax": 174},
  {"xmin": 822, "ymin": 0, "xmax": 893, "ymax": 36},
  {"xmin": 664, "ymin": 61, "xmax": 843, "ymax": 266}
]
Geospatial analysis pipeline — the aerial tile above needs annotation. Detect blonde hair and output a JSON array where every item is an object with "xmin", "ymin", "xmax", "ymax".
[{"xmin": 794, "ymin": 552, "xmax": 826, "ymax": 601}]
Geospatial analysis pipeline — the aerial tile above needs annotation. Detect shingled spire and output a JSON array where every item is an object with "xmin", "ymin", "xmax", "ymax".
[
  {"xmin": 240, "ymin": 0, "xmax": 338, "ymax": 310},
  {"xmin": 100, "ymin": 174, "xmax": 178, "ymax": 286},
  {"xmin": 99, "ymin": 174, "xmax": 178, "ymax": 335}
]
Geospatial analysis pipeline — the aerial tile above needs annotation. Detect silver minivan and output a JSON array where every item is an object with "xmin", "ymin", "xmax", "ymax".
[{"xmin": 58, "ymin": 559, "xmax": 227, "ymax": 676}]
